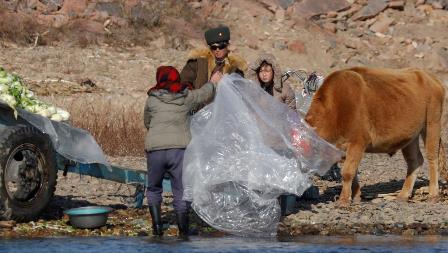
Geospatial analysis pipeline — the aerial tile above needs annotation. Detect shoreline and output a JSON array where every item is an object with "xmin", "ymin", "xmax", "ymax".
[{"xmin": 2, "ymin": 152, "xmax": 448, "ymax": 238}]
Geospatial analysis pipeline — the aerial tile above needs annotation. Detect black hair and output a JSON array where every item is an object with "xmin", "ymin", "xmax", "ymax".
[{"xmin": 256, "ymin": 61, "xmax": 274, "ymax": 95}]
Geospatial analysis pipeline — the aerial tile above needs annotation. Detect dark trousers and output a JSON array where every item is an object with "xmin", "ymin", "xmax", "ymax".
[{"xmin": 146, "ymin": 149, "xmax": 188, "ymax": 213}]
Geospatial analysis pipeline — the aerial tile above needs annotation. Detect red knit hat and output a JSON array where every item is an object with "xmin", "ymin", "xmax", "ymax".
[{"xmin": 149, "ymin": 66, "xmax": 193, "ymax": 94}]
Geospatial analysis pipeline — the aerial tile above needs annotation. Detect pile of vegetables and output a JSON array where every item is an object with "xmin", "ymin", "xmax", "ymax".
[{"xmin": 0, "ymin": 67, "xmax": 70, "ymax": 121}]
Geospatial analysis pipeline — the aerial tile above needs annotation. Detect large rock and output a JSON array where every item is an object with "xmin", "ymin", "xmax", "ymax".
[
  {"xmin": 337, "ymin": 3, "xmax": 363, "ymax": 19},
  {"xmin": 322, "ymin": 22, "xmax": 337, "ymax": 33},
  {"xmin": 352, "ymin": 0, "xmax": 388, "ymax": 21},
  {"xmin": 388, "ymin": 0, "xmax": 405, "ymax": 10},
  {"xmin": 291, "ymin": 0, "xmax": 351, "ymax": 18},
  {"xmin": 288, "ymin": 39, "xmax": 307, "ymax": 54},
  {"xmin": 427, "ymin": 0, "xmax": 448, "ymax": 9},
  {"xmin": 369, "ymin": 15, "xmax": 394, "ymax": 33}
]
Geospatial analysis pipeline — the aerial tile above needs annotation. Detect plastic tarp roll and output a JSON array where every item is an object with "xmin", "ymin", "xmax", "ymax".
[
  {"xmin": 18, "ymin": 108, "xmax": 109, "ymax": 167},
  {"xmin": 183, "ymin": 74, "xmax": 342, "ymax": 237}
]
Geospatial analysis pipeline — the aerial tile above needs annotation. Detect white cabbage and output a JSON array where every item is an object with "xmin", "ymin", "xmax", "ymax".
[
  {"xmin": 56, "ymin": 108, "xmax": 70, "ymax": 121},
  {"xmin": 50, "ymin": 114, "xmax": 63, "ymax": 122},
  {"xmin": 0, "ymin": 67, "xmax": 70, "ymax": 121},
  {"xmin": 0, "ymin": 94, "xmax": 17, "ymax": 108}
]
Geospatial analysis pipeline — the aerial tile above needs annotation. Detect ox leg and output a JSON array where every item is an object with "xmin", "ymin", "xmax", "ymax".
[
  {"xmin": 397, "ymin": 137, "xmax": 423, "ymax": 202},
  {"xmin": 338, "ymin": 145, "xmax": 364, "ymax": 207},
  {"xmin": 351, "ymin": 173, "xmax": 362, "ymax": 204},
  {"xmin": 425, "ymin": 116, "xmax": 442, "ymax": 203}
]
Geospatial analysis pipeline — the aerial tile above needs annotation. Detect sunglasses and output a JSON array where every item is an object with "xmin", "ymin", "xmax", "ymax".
[{"xmin": 209, "ymin": 43, "xmax": 228, "ymax": 51}]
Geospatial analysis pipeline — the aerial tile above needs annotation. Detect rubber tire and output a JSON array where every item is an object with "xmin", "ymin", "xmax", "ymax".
[{"xmin": 0, "ymin": 125, "xmax": 57, "ymax": 221}]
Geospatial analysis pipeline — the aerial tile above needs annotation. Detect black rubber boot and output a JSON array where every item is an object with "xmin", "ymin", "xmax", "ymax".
[
  {"xmin": 279, "ymin": 195, "xmax": 288, "ymax": 217},
  {"xmin": 300, "ymin": 185, "xmax": 320, "ymax": 200},
  {"xmin": 176, "ymin": 212, "xmax": 189, "ymax": 239},
  {"xmin": 320, "ymin": 163, "xmax": 342, "ymax": 182},
  {"xmin": 149, "ymin": 204, "xmax": 163, "ymax": 237}
]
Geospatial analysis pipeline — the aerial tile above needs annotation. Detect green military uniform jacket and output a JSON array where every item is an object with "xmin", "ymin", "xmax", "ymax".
[{"xmin": 180, "ymin": 48, "xmax": 248, "ymax": 89}]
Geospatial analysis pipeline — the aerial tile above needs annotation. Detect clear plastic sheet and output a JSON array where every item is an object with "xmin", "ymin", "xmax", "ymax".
[
  {"xmin": 182, "ymin": 74, "xmax": 342, "ymax": 237},
  {"xmin": 295, "ymin": 73, "xmax": 324, "ymax": 115},
  {"xmin": 18, "ymin": 108, "xmax": 109, "ymax": 167}
]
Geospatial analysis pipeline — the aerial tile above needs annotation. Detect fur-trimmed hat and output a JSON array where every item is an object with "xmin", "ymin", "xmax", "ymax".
[{"xmin": 204, "ymin": 26, "xmax": 230, "ymax": 45}]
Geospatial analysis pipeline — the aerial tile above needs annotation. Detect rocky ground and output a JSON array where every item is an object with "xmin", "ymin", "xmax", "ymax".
[
  {"xmin": 1, "ymin": 0, "xmax": 448, "ymax": 238},
  {"xmin": 2, "ymin": 151, "xmax": 448, "ymax": 238},
  {"xmin": 280, "ymin": 152, "xmax": 448, "ymax": 237}
]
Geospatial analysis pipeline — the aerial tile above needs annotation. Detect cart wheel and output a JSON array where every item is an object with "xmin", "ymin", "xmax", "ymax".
[{"xmin": 0, "ymin": 125, "xmax": 57, "ymax": 221}]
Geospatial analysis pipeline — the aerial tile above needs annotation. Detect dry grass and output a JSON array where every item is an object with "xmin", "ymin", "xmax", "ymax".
[
  {"xmin": 0, "ymin": 9, "xmax": 41, "ymax": 45},
  {"xmin": 48, "ymin": 96, "xmax": 146, "ymax": 157}
]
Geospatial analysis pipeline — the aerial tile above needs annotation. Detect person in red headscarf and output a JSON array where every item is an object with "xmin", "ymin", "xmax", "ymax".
[{"xmin": 144, "ymin": 66, "xmax": 220, "ymax": 238}]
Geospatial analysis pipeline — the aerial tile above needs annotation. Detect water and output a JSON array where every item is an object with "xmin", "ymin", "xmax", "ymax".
[{"xmin": 1, "ymin": 235, "xmax": 448, "ymax": 253}]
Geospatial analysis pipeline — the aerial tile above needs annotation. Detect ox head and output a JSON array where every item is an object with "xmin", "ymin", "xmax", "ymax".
[
  {"xmin": 305, "ymin": 91, "xmax": 326, "ymax": 128},
  {"xmin": 304, "ymin": 82, "xmax": 337, "ymax": 144}
]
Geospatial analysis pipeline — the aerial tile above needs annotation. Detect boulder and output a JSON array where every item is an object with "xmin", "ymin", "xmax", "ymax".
[
  {"xmin": 291, "ymin": 0, "xmax": 351, "ymax": 19},
  {"xmin": 344, "ymin": 37, "xmax": 364, "ymax": 49},
  {"xmin": 369, "ymin": 15, "xmax": 394, "ymax": 33},
  {"xmin": 337, "ymin": 3, "xmax": 363, "ymax": 19},
  {"xmin": 352, "ymin": 0, "xmax": 388, "ymax": 21},
  {"xmin": 326, "ymin": 11, "xmax": 338, "ymax": 18},
  {"xmin": 427, "ymin": 0, "xmax": 448, "ymax": 9},
  {"xmin": 388, "ymin": 0, "xmax": 405, "ymax": 10},
  {"xmin": 322, "ymin": 22, "xmax": 337, "ymax": 33}
]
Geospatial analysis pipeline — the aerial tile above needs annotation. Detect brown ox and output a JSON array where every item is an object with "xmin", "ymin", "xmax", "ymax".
[{"xmin": 305, "ymin": 67, "xmax": 447, "ymax": 206}]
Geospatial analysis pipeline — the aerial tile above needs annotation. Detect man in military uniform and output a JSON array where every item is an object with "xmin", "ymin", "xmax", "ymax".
[{"xmin": 180, "ymin": 25, "xmax": 247, "ymax": 90}]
